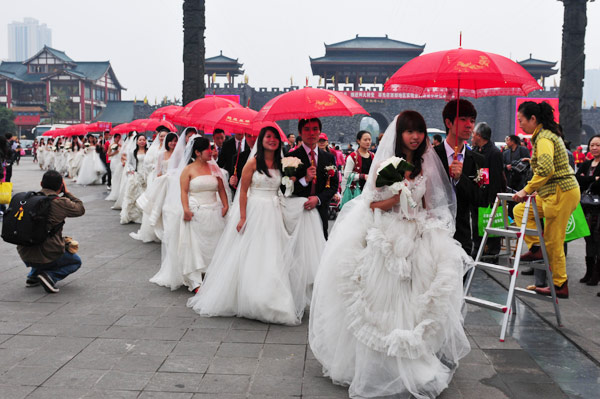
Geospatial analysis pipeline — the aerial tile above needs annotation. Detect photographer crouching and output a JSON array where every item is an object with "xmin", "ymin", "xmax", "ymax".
[{"xmin": 12, "ymin": 170, "xmax": 85, "ymax": 293}]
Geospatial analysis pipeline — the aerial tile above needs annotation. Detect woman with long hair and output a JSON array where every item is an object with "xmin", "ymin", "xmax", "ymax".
[
  {"xmin": 309, "ymin": 110, "xmax": 470, "ymax": 399},
  {"xmin": 513, "ymin": 101, "xmax": 580, "ymax": 298},
  {"xmin": 341, "ymin": 130, "xmax": 375, "ymax": 196},
  {"xmin": 188, "ymin": 126, "xmax": 324, "ymax": 325},
  {"xmin": 576, "ymin": 134, "xmax": 600, "ymax": 292},
  {"xmin": 119, "ymin": 134, "xmax": 148, "ymax": 224}
]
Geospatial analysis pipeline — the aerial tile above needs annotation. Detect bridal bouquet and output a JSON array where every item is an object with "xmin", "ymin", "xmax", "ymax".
[
  {"xmin": 281, "ymin": 156, "xmax": 302, "ymax": 197},
  {"xmin": 110, "ymin": 143, "xmax": 118, "ymax": 151},
  {"xmin": 376, "ymin": 156, "xmax": 417, "ymax": 208},
  {"xmin": 84, "ymin": 143, "xmax": 90, "ymax": 148}
]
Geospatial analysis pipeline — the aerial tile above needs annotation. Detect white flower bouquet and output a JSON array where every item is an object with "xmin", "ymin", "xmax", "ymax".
[
  {"xmin": 281, "ymin": 156, "xmax": 302, "ymax": 197},
  {"xmin": 110, "ymin": 143, "xmax": 118, "ymax": 151}
]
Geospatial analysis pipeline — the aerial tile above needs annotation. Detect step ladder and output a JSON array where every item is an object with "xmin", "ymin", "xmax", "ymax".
[{"xmin": 463, "ymin": 193, "xmax": 562, "ymax": 342}]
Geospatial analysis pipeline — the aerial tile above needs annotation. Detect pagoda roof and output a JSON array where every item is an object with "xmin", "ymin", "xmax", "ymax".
[
  {"xmin": 0, "ymin": 62, "xmax": 45, "ymax": 82},
  {"xmin": 23, "ymin": 45, "xmax": 75, "ymax": 65},
  {"xmin": 310, "ymin": 53, "xmax": 417, "ymax": 64},
  {"xmin": 518, "ymin": 54, "xmax": 557, "ymax": 68},
  {"xmin": 206, "ymin": 51, "xmax": 242, "ymax": 65},
  {"xmin": 324, "ymin": 35, "xmax": 425, "ymax": 51}
]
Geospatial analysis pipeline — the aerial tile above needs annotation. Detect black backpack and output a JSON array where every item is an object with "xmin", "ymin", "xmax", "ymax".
[{"xmin": 1, "ymin": 191, "xmax": 64, "ymax": 246}]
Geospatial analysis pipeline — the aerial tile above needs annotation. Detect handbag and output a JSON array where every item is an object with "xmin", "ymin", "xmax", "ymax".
[
  {"xmin": 340, "ymin": 173, "xmax": 361, "ymax": 209},
  {"xmin": 581, "ymin": 188, "xmax": 600, "ymax": 207},
  {"xmin": 0, "ymin": 182, "xmax": 12, "ymax": 205}
]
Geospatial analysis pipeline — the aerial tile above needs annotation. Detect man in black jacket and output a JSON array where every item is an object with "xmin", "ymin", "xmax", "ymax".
[
  {"xmin": 434, "ymin": 99, "xmax": 488, "ymax": 255},
  {"xmin": 288, "ymin": 118, "xmax": 338, "ymax": 239},
  {"xmin": 227, "ymin": 133, "xmax": 256, "ymax": 194},
  {"xmin": 471, "ymin": 122, "xmax": 506, "ymax": 259}
]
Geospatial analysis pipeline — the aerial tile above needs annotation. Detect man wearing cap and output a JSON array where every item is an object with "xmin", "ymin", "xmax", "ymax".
[
  {"xmin": 317, "ymin": 133, "xmax": 330, "ymax": 152},
  {"xmin": 288, "ymin": 119, "xmax": 339, "ymax": 239}
]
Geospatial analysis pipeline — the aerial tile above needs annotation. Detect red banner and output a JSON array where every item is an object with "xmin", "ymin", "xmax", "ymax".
[
  {"xmin": 515, "ymin": 97, "xmax": 559, "ymax": 136},
  {"xmin": 14, "ymin": 114, "xmax": 41, "ymax": 126},
  {"xmin": 340, "ymin": 91, "xmax": 426, "ymax": 100}
]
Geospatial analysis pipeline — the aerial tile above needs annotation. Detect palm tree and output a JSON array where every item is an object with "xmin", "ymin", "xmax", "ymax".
[
  {"xmin": 558, "ymin": 0, "xmax": 590, "ymax": 145},
  {"xmin": 182, "ymin": 0, "xmax": 206, "ymax": 106}
]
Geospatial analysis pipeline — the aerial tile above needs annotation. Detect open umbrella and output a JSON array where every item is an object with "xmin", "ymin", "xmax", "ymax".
[
  {"xmin": 87, "ymin": 121, "xmax": 113, "ymax": 132},
  {"xmin": 171, "ymin": 97, "xmax": 243, "ymax": 126},
  {"xmin": 128, "ymin": 119, "xmax": 177, "ymax": 133},
  {"xmin": 63, "ymin": 124, "xmax": 88, "ymax": 137},
  {"xmin": 42, "ymin": 129, "xmax": 58, "ymax": 137},
  {"xmin": 150, "ymin": 105, "xmax": 182, "ymax": 121},
  {"xmin": 111, "ymin": 122, "xmax": 135, "ymax": 135},
  {"xmin": 384, "ymin": 46, "xmax": 542, "ymax": 153},
  {"xmin": 199, "ymin": 107, "xmax": 258, "ymax": 134},
  {"xmin": 254, "ymin": 87, "xmax": 368, "ymax": 121}
]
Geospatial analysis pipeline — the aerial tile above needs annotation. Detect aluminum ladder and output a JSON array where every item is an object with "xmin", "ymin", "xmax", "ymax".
[{"xmin": 463, "ymin": 193, "xmax": 562, "ymax": 342}]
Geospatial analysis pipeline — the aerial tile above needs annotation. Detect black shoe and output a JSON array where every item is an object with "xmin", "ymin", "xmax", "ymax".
[
  {"xmin": 25, "ymin": 276, "xmax": 40, "ymax": 287},
  {"xmin": 521, "ymin": 267, "xmax": 534, "ymax": 275},
  {"xmin": 38, "ymin": 272, "xmax": 59, "ymax": 293}
]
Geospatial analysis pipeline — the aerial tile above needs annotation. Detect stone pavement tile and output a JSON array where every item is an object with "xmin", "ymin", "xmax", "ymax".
[
  {"xmin": 268, "ymin": 322, "xmax": 308, "ymax": 332},
  {"xmin": 526, "ymin": 348, "xmax": 600, "ymax": 383},
  {"xmin": 126, "ymin": 339, "xmax": 177, "ymax": 356},
  {"xmin": 19, "ymin": 322, "xmax": 110, "ymax": 338},
  {"xmin": 438, "ymin": 382, "xmax": 464, "ymax": 399},
  {"xmin": 113, "ymin": 353, "xmax": 167, "ymax": 372},
  {"xmin": 0, "ymin": 347, "xmax": 37, "ymax": 371},
  {"xmin": 510, "ymin": 328, "xmax": 575, "ymax": 351},
  {"xmin": 306, "ymin": 346, "xmax": 316, "ymax": 360},
  {"xmin": 304, "ymin": 358, "xmax": 325, "ymax": 378},
  {"xmin": 264, "ymin": 330, "xmax": 307, "ymax": 345},
  {"xmin": 0, "ymin": 365, "xmax": 56, "ymax": 386},
  {"xmin": 144, "ymin": 372, "xmax": 203, "ymax": 393},
  {"xmin": 42, "ymin": 367, "xmax": 107, "ymax": 388},
  {"xmin": 558, "ymin": 382, "xmax": 599, "ymax": 399},
  {"xmin": 139, "ymin": 392, "xmax": 193, "ymax": 399},
  {"xmin": 223, "ymin": 329, "xmax": 267, "ymax": 344},
  {"xmin": 301, "ymin": 376, "xmax": 349, "ymax": 397},
  {"xmin": 114, "ymin": 315, "xmax": 160, "ymax": 327},
  {"xmin": 83, "ymin": 389, "xmax": 140, "ymax": 398},
  {"xmin": 261, "ymin": 343, "xmax": 305, "ymax": 359},
  {"xmin": 191, "ymin": 394, "xmax": 244, "ymax": 399},
  {"xmin": 0, "ymin": 334, "xmax": 11, "ymax": 345},
  {"xmin": 206, "ymin": 357, "xmax": 258, "ymax": 375},
  {"xmin": 189, "ymin": 317, "xmax": 234, "ymax": 329},
  {"xmin": 82, "ymin": 338, "xmax": 135, "ymax": 355},
  {"xmin": 0, "ymin": 334, "xmax": 53, "ymax": 349},
  {"xmin": 454, "ymin": 363, "xmax": 497, "ymax": 381},
  {"xmin": 101, "ymin": 326, "xmax": 187, "ymax": 341},
  {"xmin": 250, "ymin": 375, "xmax": 302, "ymax": 396},
  {"xmin": 255, "ymin": 356, "xmax": 304, "ymax": 378},
  {"xmin": 66, "ymin": 351, "xmax": 123, "ymax": 370},
  {"xmin": 197, "ymin": 374, "xmax": 250, "ymax": 394},
  {"xmin": 181, "ymin": 328, "xmax": 228, "ymax": 343},
  {"xmin": 18, "ymin": 348, "xmax": 81, "ymax": 369},
  {"xmin": 0, "ymin": 385, "xmax": 36, "ymax": 399},
  {"xmin": 26, "ymin": 387, "xmax": 94, "ymax": 399},
  {"xmin": 125, "ymin": 306, "xmax": 167, "ymax": 317},
  {"xmin": 0, "ymin": 321, "xmax": 31, "ymax": 334},
  {"xmin": 159, "ymin": 355, "xmax": 210, "ymax": 374},
  {"xmin": 457, "ymin": 379, "xmax": 511, "ymax": 399},
  {"xmin": 506, "ymin": 382, "xmax": 568, "ymax": 399},
  {"xmin": 153, "ymin": 316, "xmax": 195, "ymax": 329},
  {"xmin": 471, "ymin": 335, "xmax": 522, "ymax": 350},
  {"xmin": 216, "ymin": 343, "xmax": 263, "ymax": 358},
  {"xmin": 39, "ymin": 313, "xmax": 122, "ymax": 326},
  {"xmin": 484, "ymin": 349, "xmax": 553, "ymax": 383},
  {"xmin": 460, "ymin": 348, "xmax": 490, "ymax": 365},
  {"xmin": 95, "ymin": 370, "xmax": 154, "ymax": 390},
  {"xmin": 172, "ymin": 341, "xmax": 219, "ymax": 357},
  {"xmin": 230, "ymin": 318, "xmax": 269, "ymax": 331}
]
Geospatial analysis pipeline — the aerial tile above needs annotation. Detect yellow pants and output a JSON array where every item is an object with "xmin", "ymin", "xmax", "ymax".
[{"xmin": 513, "ymin": 185, "xmax": 580, "ymax": 287}]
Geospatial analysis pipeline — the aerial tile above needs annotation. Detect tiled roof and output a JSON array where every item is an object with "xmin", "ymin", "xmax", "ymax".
[
  {"xmin": 325, "ymin": 35, "xmax": 424, "ymax": 51},
  {"xmin": 95, "ymin": 101, "xmax": 135, "ymax": 124}
]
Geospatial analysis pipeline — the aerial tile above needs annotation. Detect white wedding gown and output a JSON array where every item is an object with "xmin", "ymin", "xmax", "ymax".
[
  {"xmin": 187, "ymin": 169, "xmax": 324, "ymax": 326},
  {"xmin": 131, "ymin": 158, "xmax": 170, "ymax": 242},
  {"xmin": 120, "ymin": 153, "xmax": 147, "ymax": 224},
  {"xmin": 150, "ymin": 174, "xmax": 226, "ymax": 290},
  {"xmin": 76, "ymin": 147, "xmax": 105, "ymax": 185},
  {"xmin": 309, "ymin": 175, "xmax": 470, "ymax": 399}
]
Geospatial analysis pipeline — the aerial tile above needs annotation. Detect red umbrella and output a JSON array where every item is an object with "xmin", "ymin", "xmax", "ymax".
[
  {"xmin": 150, "ymin": 105, "xmax": 182, "ymax": 121},
  {"xmin": 128, "ymin": 118, "xmax": 177, "ymax": 133},
  {"xmin": 87, "ymin": 121, "xmax": 113, "ymax": 132},
  {"xmin": 172, "ymin": 97, "xmax": 243, "ymax": 126},
  {"xmin": 384, "ymin": 47, "xmax": 542, "ymax": 98},
  {"xmin": 63, "ymin": 124, "xmax": 88, "ymax": 137},
  {"xmin": 254, "ymin": 87, "xmax": 368, "ymax": 121},
  {"xmin": 42, "ymin": 129, "xmax": 58, "ymax": 137},
  {"xmin": 384, "ymin": 46, "xmax": 542, "ymax": 155},
  {"xmin": 200, "ymin": 107, "xmax": 258, "ymax": 134},
  {"xmin": 111, "ymin": 122, "xmax": 135, "ymax": 135}
]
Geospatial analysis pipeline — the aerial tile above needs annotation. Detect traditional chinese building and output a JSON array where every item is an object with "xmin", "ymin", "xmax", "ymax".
[
  {"xmin": 206, "ymin": 51, "xmax": 244, "ymax": 86},
  {"xmin": 517, "ymin": 54, "xmax": 558, "ymax": 86},
  {"xmin": 310, "ymin": 35, "xmax": 425, "ymax": 90},
  {"xmin": 0, "ymin": 46, "xmax": 125, "ymax": 133}
]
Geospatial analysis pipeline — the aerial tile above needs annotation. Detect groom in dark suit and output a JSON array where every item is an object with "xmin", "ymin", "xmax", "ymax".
[
  {"xmin": 288, "ymin": 118, "xmax": 339, "ymax": 239},
  {"xmin": 435, "ymin": 99, "xmax": 488, "ymax": 255}
]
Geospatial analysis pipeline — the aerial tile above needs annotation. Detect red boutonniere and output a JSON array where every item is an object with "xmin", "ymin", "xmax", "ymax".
[
  {"xmin": 474, "ymin": 168, "xmax": 490, "ymax": 188},
  {"xmin": 325, "ymin": 165, "xmax": 336, "ymax": 188}
]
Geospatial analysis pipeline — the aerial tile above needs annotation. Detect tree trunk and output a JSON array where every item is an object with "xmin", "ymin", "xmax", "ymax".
[
  {"xmin": 558, "ymin": 0, "xmax": 587, "ymax": 146},
  {"xmin": 182, "ymin": 0, "xmax": 205, "ymax": 106}
]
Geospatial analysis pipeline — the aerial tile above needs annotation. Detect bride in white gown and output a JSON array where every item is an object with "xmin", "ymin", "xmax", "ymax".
[
  {"xmin": 309, "ymin": 111, "xmax": 471, "ymax": 399},
  {"xmin": 120, "ymin": 134, "xmax": 148, "ymax": 224},
  {"xmin": 76, "ymin": 135, "xmax": 106, "ymax": 185},
  {"xmin": 187, "ymin": 126, "xmax": 325, "ymax": 326}
]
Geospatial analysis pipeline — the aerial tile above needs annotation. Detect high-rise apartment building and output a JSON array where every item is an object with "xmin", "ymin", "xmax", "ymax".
[{"xmin": 8, "ymin": 18, "xmax": 52, "ymax": 62}]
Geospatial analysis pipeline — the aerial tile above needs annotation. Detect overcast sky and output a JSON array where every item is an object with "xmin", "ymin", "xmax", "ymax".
[{"xmin": 2, "ymin": 0, "xmax": 599, "ymax": 102}]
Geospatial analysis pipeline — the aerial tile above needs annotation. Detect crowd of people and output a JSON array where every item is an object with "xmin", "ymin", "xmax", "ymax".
[{"xmin": 4, "ymin": 98, "xmax": 599, "ymax": 398}]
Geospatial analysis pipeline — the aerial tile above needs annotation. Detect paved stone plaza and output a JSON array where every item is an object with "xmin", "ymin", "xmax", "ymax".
[{"xmin": 0, "ymin": 160, "xmax": 599, "ymax": 399}]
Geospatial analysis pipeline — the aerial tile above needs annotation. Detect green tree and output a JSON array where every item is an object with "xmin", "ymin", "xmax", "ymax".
[
  {"xmin": 558, "ymin": 0, "xmax": 591, "ymax": 145},
  {"xmin": 182, "ymin": 0, "xmax": 206, "ymax": 105},
  {"xmin": 50, "ymin": 88, "xmax": 78, "ymax": 123},
  {"xmin": 0, "ymin": 106, "xmax": 16, "ymax": 136}
]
